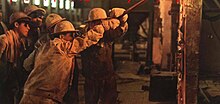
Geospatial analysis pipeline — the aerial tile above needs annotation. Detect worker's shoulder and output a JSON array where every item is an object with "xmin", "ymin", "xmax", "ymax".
[
  {"xmin": 0, "ymin": 34, "xmax": 9, "ymax": 48},
  {"xmin": 0, "ymin": 34, "xmax": 8, "ymax": 42}
]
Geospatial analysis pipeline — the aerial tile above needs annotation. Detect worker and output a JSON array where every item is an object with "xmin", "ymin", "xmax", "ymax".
[
  {"xmin": 23, "ymin": 5, "xmax": 46, "ymax": 59},
  {"xmin": 20, "ymin": 20, "xmax": 105, "ymax": 104},
  {"xmin": 81, "ymin": 8, "xmax": 128, "ymax": 104},
  {"xmin": 0, "ymin": 12, "xmax": 8, "ymax": 35},
  {"xmin": 35, "ymin": 13, "xmax": 66, "ymax": 48},
  {"xmin": 0, "ymin": 12, "xmax": 31, "ymax": 104}
]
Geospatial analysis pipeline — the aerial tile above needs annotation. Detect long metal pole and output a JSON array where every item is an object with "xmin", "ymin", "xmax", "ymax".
[{"xmin": 146, "ymin": 5, "xmax": 154, "ymax": 67}]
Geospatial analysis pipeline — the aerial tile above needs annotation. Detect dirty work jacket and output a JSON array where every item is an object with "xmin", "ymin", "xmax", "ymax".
[
  {"xmin": 81, "ymin": 19, "xmax": 128, "ymax": 80},
  {"xmin": 0, "ymin": 30, "xmax": 26, "ymax": 83},
  {"xmin": 0, "ymin": 30, "xmax": 26, "ymax": 103},
  {"xmin": 23, "ymin": 24, "xmax": 41, "ymax": 64},
  {"xmin": 23, "ymin": 25, "xmax": 104, "ymax": 103},
  {"xmin": 34, "ymin": 33, "xmax": 50, "ymax": 48}
]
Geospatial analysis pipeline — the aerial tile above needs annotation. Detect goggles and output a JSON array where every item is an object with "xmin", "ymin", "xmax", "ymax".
[
  {"xmin": 17, "ymin": 20, "xmax": 30, "ymax": 27},
  {"xmin": 29, "ymin": 11, "xmax": 44, "ymax": 19}
]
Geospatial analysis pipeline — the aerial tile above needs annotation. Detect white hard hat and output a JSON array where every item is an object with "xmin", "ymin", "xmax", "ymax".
[
  {"xmin": 24, "ymin": 5, "xmax": 46, "ymax": 16},
  {"xmin": 45, "ymin": 13, "xmax": 66, "ymax": 29},
  {"xmin": 9, "ymin": 12, "xmax": 31, "ymax": 25},
  {"xmin": 85, "ymin": 8, "xmax": 108, "ymax": 23},
  {"xmin": 52, "ymin": 21, "xmax": 79, "ymax": 35}
]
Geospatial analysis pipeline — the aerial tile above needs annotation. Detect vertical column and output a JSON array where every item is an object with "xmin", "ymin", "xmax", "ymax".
[
  {"xmin": 39, "ymin": 0, "xmax": 43, "ymax": 8},
  {"xmin": 30, "ymin": 0, "xmax": 33, "ymax": 5},
  {"xmin": 170, "ymin": 0, "xmax": 180, "ymax": 71},
  {"xmin": 56, "ymin": 0, "xmax": 59, "ymax": 13},
  {"xmin": 152, "ymin": 6, "xmax": 162, "ymax": 67},
  {"xmin": 160, "ymin": 0, "xmax": 172, "ymax": 70},
  {"xmin": 48, "ymin": 0, "xmax": 52, "ymax": 13},
  {"xmin": 17, "ymin": 0, "xmax": 22, "ymax": 11},
  {"xmin": 69, "ymin": 0, "xmax": 73, "ymax": 22},
  {"xmin": 146, "ymin": 6, "xmax": 154, "ymax": 67},
  {"xmin": 63, "ymin": 0, "xmax": 66, "ymax": 16},
  {"xmin": 183, "ymin": 0, "xmax": 203, "ymax": 104},
  {"xmin": 1, "ymin": 0, "xmax": 9, "ymax": 22}
]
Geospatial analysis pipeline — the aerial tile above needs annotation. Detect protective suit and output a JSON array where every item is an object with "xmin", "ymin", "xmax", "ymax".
[
  {"xmin": 0, "ymin": 12, "xmax": 31, "ymax": 104},
  {"xmin": 20, "ymin": 21, "xmax": 104, "ymax": 104},
  {"xmin": 0, "ymin": 30, "xmax": 26, "ymax": 104},
  {"xmin": 23, "ymin": 5, "xmax": 46, "ymax": 63},
  {"xmin": 81, "ymin": 8, "xmax": 128, "ymax": 104},
  {"xmin": 35, "ymin": 13, "xmax": 66, "ymax": 48}
]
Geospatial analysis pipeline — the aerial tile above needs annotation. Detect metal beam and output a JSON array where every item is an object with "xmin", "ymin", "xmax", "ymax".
[
  {"xmin": 171, "ymin": 0, "xmax": 180, "ymax": 71},
  {"xmin": 146, "ymin": 6, "xmax": 154, "ymax": 66},
  {"xmin": 183, "ymin": 0, "xmax": 203, "ymax": 104}
]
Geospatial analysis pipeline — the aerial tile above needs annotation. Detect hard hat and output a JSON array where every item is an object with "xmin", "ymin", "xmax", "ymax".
[
  {"xmin": 84, "ymin": 8, "xmax": 108, "ymax": 23},
  {"xmin": 45, "ymin": 13, "xmax": 66, "ymax": 29},
  {"xmin": 24, "ymin": 5, "xmax": 46, "ymax": 16},
  {"xmin": 109, "ymin": 8, "xmax": 128, "ymax": 20},
  {"xmin": 9, "ymin": 12, "xmax": 31, "ymax": 25},
  {"xmin": 52, "ymin": 21, "xmax": 79, "ymax": 35}
]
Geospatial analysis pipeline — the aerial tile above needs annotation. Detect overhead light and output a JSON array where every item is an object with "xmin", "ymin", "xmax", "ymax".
[
  {"xmin": 34, "ymin": 0, "xmax": 40, "ymax": 5},
  {"xmin": 71, "ymin": 1, "xmax": 74, "ymax": 9},
  {"xmin": 12, "ymin": 0, "xmax": 17, "ymax": 2},
  {"xmin": 24, "ymin": 0, "xmax": 30, "ymax": 4},
  {"xmin": 44, "ymin": 0, "xmax": 49, "ymax": 6},
  {"xmin": 65, "ymin": 0, "xmax": 70, "ymax": 10},
  {"xmin": 60, "ymin": 0, "xmax": 64, "ymax": 9}
]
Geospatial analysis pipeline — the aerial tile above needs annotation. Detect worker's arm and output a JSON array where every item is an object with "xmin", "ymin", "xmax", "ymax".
[
  {"xmin": 0, "ymin": 35, "xmax": 7, "ymax": 59},
  {"xmin": 101, "ymin": 8, "xmax": 128, "ymax": 41},
  {"xmin": 23, "ymin": 49, "xmax": 36, "ymax": 72},
  {"xmin": 101, "ymin": 18, "xmax": 128, "ymax": 42},
  {"xmin": 0, "ymin": 35, "xmax": 8, "ymax": 84},
  {"xmin": 68, "ymin": 24, "xmax": 104, "ymax": 54},
  {"xmin": 109, "ymin": 7, "xmax": 129, "ymax": 33}
]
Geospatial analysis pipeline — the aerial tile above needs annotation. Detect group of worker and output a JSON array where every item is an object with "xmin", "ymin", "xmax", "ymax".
[{"xmin": 0, "ymin": 4, "xmax": 128, "ymax": 104}]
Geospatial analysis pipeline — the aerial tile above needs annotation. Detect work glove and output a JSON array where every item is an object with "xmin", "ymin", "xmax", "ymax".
[
  {"xmin": 87, "ymin": 24, "xmax": 104, "ymax": 41},
  {"xmin": 102, "ymin": 19, "xmax": 120, "ymax": 31},
  {"xmin": 109, "ymin": 8, "xmax": 128, "ymax": 24}
]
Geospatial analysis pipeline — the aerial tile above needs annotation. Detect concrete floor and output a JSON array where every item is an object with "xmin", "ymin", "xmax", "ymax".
[
  {"xmin": 77, "ymin": 61, "xmax": 176, "ymax": 104},
  {"xmin": 77, "ymin": 61, "xmax": 148, "ymax": 104}
]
